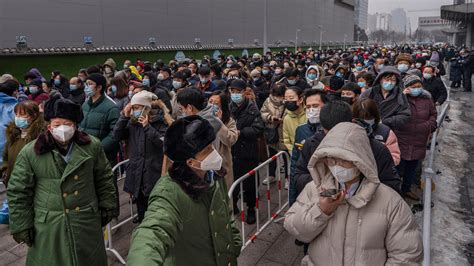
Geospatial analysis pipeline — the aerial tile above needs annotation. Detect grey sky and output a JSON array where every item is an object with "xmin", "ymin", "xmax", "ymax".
[{"xmin": 368, "ymin": 0, "xmax": 454, "ymax": 31}]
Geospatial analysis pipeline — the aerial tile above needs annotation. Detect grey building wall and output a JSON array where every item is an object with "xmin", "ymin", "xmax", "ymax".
[{"xmin": 0, "ymin": 0, "xmax": 354, "ymax": 48}]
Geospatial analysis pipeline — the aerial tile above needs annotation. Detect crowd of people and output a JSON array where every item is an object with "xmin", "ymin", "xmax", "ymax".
[{"xmin": 0, "ymin": 43, "xmax": 470, "ymax": 265}]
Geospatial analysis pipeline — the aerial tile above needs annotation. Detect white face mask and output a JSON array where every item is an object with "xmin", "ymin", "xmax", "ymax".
[
  {"xmin": 51, "ymin": 125, "xmax": 75, "ymax": 143},
  {"xmin": 328, "ymin": 165, "xmax": 360, "ymax": 183},
  {"xmin": 196, "ymin": 149, "xmax": 223, "ymax": 171},
  {"xmin": 306, "ymin": 107, "xmax": 320, "ymax": 124}
]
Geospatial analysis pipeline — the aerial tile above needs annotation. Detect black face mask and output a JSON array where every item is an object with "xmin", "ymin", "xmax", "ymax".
[
  {"xmin": 341, "ymin": 96, "xmax": 354, "ymax": 105},
  {"xmin": 285, "ymin": 101, "xmax": 299, "ymax": 111}
]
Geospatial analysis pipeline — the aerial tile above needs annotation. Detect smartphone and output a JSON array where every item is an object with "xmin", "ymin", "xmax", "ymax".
[{"xmin": 319, "ymin": 188, "xmax": 340, "ymax": 198}]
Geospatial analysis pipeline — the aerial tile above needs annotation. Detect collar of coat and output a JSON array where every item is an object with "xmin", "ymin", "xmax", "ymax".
[
  {"xmin": 7, "ymin": 116, "xmax": 46, "ymax": 144},
  {"xmin": 34, "ymin": 130, "xmax": 92, "ymax": 155}
]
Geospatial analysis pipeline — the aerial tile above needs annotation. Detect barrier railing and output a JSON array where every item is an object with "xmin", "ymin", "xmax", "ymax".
[
  {"xmin": 228, "ymin": 151, "xmax": 290, "ymax": 250},
  {"xmin": 422, "ymin": 84, "xmax": 451, "ymax": 266},
  {"xmin": 104, "ymin": 159, "xmax": 133, "ymax": 265}
]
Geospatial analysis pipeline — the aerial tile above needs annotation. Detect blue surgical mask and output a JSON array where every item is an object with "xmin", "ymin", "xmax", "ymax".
[
  {"xmin": 397, "ymin": 64, "xmax": 409, "ymax": 73},
  {"xmin": 172, "ymin": 80, "xmax": 182, "ymax": 90},
  {"xmin": 211, "ymin": 104, "xmax": 219, "ymax": 115},
  {"xmin": 84, "ymin": 85, "xmax": 95, "ymax": 97},
  {"xmin": 231, "ymin": 93, "xmax": 243, "ymax": 104},
  {"xmin": 423, "ymin": 73, "xmax": 432, "ymax": 80},
  {"xmin": 262, "ymin": 69, "xmax": 270, "ymax": 75},
  {"xmin": 128, "ymin": 91, "xmax": 133, "ymax": 98},
  {"xmin": 111, "ymin": 85, "xmax": 117, "ymax": 94},
  {"xmin": 377, "ymin": 64, "xmax": 384, "ymax": 70},
  {"xmin": 142, "ymin": 79, "xmax": 150, "ymax": 86},
  {"xmin": 29, "ymin": 86, "xmax": 39, "ymax": 94},
  {"xmin": 69, "ymin": 84, "xmax": 78, "ymax": 91},
  {"xmin": 410, "ymin": 88, "xmax": 423, "ymax": 97},
  {"xmin": 355, "ymin": 66, "xmax": 363, "ymax": 71},
  {"xmin": 200, "ymin": 77, "xmax": 209, "ymax": 84},
  {"xmin": 54, "ymin": 79, "xmax": 61, "ymax": 86},
  {"xmin": 307, "ymin": 73, "xmax": 317, "ymax": 81},
  {"xmin": 287, "ymin": 79, "xmax": 297, "ymax": 85},
  {"xmin": 335, "ymin": 71, "xmax": 344, "ymax": 78},
  {"xmin": 253, "ymin": 77, "xmax": 260, "ymax": 83},
  {"xmin": 133, "ymin": 109, "xmax": 143, "ymax": 119},
  {"xmin": 357, "ymin": 81, "xmax": 366, "ymax": 88},
  {"xmin": 15, "ymin": 117, "xmax": 29, "ymax": 129},
  {"xmin": 382, "ymin": 81, "xmax": 395, "ymax": 91}
]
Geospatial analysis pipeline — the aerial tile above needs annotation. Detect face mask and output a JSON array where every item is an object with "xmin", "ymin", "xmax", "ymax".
[
  {"xmin": 226, "ymin": 63, "xmax": 232, "ymax": 68},
  {"xmin": 364, "ymin": 119, "xmax": 375, "ymax": 127},
  {"xmin": 328, "ymin": 165, "xmax": 360, "ymax": 183},
  {"xmin": 376, "ymin": 64, "xmax": 384, "ymax": 70},
  {"xmin": 69, "ymin": 85, "xmax": 78, "ymax": 91},
  {"xmin": 306, "ymin": 107, "xmax": 320, "ymax": 124},
  {"xmin": 211, "ymin": 104, "xmax": 219, "ymax": 115},
  {"xmin": 416, "ymin": 63, "xmax": 422, "ymax": 68},
  {"xmin": 15, "ymin": 117, "xmax": 29, "ymax": 129},
  {"xmin": 54, "ymin": 79, "xmax": 61, "ymax": 86},
  {"xmin": 133, "ymin": 109, "xmax": 143, "ymax": 119},
  {"xmin": 364, "ymin": 60, "xmax": 369, "ymax": 65},
  {"xmin": 79, "ymin": 77, "xmax": 86, "ymax": 82},
  {"xmin": 284, "ymin": 63, "xmax": 290, "ymax": 68},
  {"xmin": 357, "ymin": 81, "xmax": 366, "ymax": 88},
  {"xmin": 275, "ymin": 69, "xmax": 282, "ymax": 75},
  {"xmin": 141, "ymin": 79, "xmax": 150, "ymax": 86},
  {"xmin": 217, "ymin": 59, "xmax": 223, "ymax": 64},
  {"xmin": 341, "ymin": 96, "xmax": 353, "ymax": 105},
  {"xmin": 423, "ymin": 73, "xmax": 432, "ymax": 80},
  {"xmin": 355, "ymin": 66, "xmax": 363, "ymax": 71},
  {"xmin": 382, "ymin": 81, "xmax": 395, "ymax": 91},
  {"xmin": 200, "ymin": 77, "xmax": 209, "ymax": 84},
  {"xmin": 307, "ymin": 73, "xmax": 318, "ymax": 81},
  {"xmin": 111, "ymin": 85, "xmax": 118, "ymax": 94},
  {"xmin": 157, "ymin": 74, "xmax": 165, "ymax": 81},
  {"xmin": 128, "ymin": 91, "xmax": 133, "ymax": 98},
  {"xmin": 262, "ymin": 69, "xmax": 270, "ymax": 75},
  {"xmin": 172, "ymin": 80, "xmax": 182, "ymax": 89},
  {"xmin": 410, "ymin": 88, "xmax": 423, "ymax": 97},
  {"xmin": 287, "ymin": 79, "xmax": 297, "ymax": 85},
  {"xmin": 29, "ymin": 86, "xmax": 39, "ymax": 94},
  {"xmin": 196, "ymin": 149, "xmax": 223, "ymax": 171},
  {"xmin": 297, "ymin": 67, "xmax": 304, "ymax": 72},
  {"xmin": 123, "ymin": 64, "xmax": 129, "ymax": 69},
  {"xmin": 51, "ymin": 125, "xmax": 75, "ymax": 143},
  {"xmin": 252, "ymin": 77, "xmax": 260, "ymax": 83},
  {"xmin": 335, "ymin": 72, "xmax": 344, "ymax": 78},
  {"xmin": 397, "ymin": 64, "xmax": 409, "ymax": 73},
  {"xmin": 231, "ymin": 93, "xmax": 243, "ymax": 104},
  {"xmin": 84, "ymin": 85, "xmax": 95, "ymax": 97},
  {"xmin": 284, "ymin": 101, "xmax": 299, "ymax": 111}
]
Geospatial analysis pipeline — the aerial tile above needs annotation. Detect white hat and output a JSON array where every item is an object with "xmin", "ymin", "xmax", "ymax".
[{"xmin": 131, "ymin": 90, "xmax": 157, "ymax": 108}]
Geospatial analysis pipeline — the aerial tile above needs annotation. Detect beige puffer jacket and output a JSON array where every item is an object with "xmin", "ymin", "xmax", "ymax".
[{"xmin": 284, "ymin": 122, "xmax": 423, "ymax": 266}]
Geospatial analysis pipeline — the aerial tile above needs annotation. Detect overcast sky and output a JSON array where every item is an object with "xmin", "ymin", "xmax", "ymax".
[{"xmin": 368, "ymin": 0, "xmax": 454, "ymax": 31}]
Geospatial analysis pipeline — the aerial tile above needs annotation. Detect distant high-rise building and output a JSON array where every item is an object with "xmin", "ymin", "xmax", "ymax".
[
  {"xmin": 390, "ymin": 8, "xmax": 409, "ymax": 34},
  {"xmin": 368, "ymin": 12, "xmax": 391, "ymax": 32},
  {"xmin": 354, "ymin": 0, "xmax": 369, "ymax": 30}
]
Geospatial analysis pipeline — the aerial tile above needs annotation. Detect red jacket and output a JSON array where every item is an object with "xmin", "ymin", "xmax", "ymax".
[
  {"xmin": 394, "ymin": 91, "xmax": 437, "ymax": 161},
  {"xmin": 28, "ymin": 92, "xmax": 50, "ymax": 105}
]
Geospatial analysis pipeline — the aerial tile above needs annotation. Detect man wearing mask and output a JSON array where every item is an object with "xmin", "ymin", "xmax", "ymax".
[
  {"xmin": 284, "ymin": 68, "xmax": 310, "ymax": 90},
  {"xmin": 7, "ymin": 93, "xmax": 118, "ymax": 265},
  {"xmin": 156, "ymin": 67, "xmax": 173, "ymax": 91},
  {"xmin": 284, "ymin": 122, "xmax": 422, "ymax": 266},
  {"xmin": 103, "ymin": 58, "xmax": 117, "ymax": 84},
  {"xmin": 68, "ymin": 77, "xmax": 86, "ymax": 105},
  {"xmin": 422, "ymin": 65, "xmax": 447, "ymax": 106},
  {"xmin": 340, "ymin": 82, "xmax": 361, "ymax": 106},
  {"xmin": 395, "ymin": 53, "xmax": 414, "ymax": 79},
  {"xmin": 195, "ymin": 67, "xmax": 218, "ymax": 98}
]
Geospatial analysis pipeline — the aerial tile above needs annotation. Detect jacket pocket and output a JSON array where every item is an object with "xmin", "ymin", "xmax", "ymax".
[{"xmin": 34, "ymin": 209, "xmax": 48, "ymax": 223}]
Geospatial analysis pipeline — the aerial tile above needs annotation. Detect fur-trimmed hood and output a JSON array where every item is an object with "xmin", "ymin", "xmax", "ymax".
[{"xmin": 7, "ymin": 116, "xmax": 47, "ymax": 144}]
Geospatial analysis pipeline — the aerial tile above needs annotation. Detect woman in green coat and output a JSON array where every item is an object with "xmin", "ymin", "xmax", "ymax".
[
  {"xmin": 127, "ymin": 115, "xmax": 242, "ymax": 266},
  {"xmin": 1, "ymin": 100, "xmax": 45, "ymax": 187},
  {"xmin": 7, "ymin": 93, "xmax": 118, "ymax": 266}
]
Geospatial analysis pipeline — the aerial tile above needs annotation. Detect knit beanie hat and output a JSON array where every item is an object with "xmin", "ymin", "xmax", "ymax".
[
  {"xmin": 86, "ymin": 73, "xmax": 107, "ymax": 89},
  {"xmin": 131, "ymin": 90, "xmax": 157, "ymax": 108},
  {"xmin": 402, "ymin": 74, "xmax": 422, "ymax": 88}
]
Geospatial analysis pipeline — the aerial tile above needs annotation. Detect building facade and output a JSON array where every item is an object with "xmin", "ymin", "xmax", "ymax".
[
  {"xmin": 355, "ymin": 0, "xmax": 369, "ymax": 31},
  {"xmin": 0, "ymin": 0, "xmax": 355, "ymax": 48},
  {"xmin": 368, "ymin": 13, "xmax": 392, "ymax": 32},
  {"xmin": 390, "ymin": 8, "xmax": 409, "ymax": 34},
  {"xmin": 418, "ymin": 16, "xmax": 451, "ymax": 32}
]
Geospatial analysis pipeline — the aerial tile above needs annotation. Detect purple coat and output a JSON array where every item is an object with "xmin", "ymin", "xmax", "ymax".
[{"xmin": 394, "ymin": 91, "xmax": 437, "ymax": 161}]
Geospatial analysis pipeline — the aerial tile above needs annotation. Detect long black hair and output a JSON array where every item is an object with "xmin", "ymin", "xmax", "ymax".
[{"xmin": 210, "ymin": 90, "xmax": 231, "ymax": 124}]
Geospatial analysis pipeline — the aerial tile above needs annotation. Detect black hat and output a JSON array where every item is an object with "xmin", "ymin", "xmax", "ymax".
[
  {"xmin": 44, "ymin": 92, "xmax": 83, "ymax": 123},
  {"xmin": 228, "ymin": 79, "xmax": 247, "ymax": 91},
  {"xmin": 164, "ymin": 115, "xmax": 216, "ymax": 162},
  {"xmin": 160, "ymin": 66, "xmax": 172, "ymax": 76},
  {"xmin": 86, "ymin": 73, "xmax": 107, "ymax": 89},
  {"xmin": 198, "ymin": 66, "xmax": 211, "ymax": 76}
]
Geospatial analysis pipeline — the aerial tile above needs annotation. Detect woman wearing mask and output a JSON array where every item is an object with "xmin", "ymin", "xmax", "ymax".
[
  {"xmin": 52, "ymin": 74, "xmax": 70, "ymax": 98},
  {"xmin": 282, "ymin": 86, "xmax": 306, "ymax": 155},
  {"xmin": 229, "ymin": 79, "xmax": 264, "ymax": 224},
  {"xmin": 208, "ymin": 91, "xmax": 239, "ymax": 189},
  {"xmin": 352, "ymin": 98, "xmax": 401, "ymax": 165},
  {"xmin": 27, "ymin": 79, "xmax": 49, "ymax": 105},
  {"xmin": 355, "ymin": 72, "xmax": 374, "ymax": 94},
  {"xmin": 305, "ymin": 65, "xmax": 325, "ymax": 91},
  {"xmin": 396, "ymin": 75, "xmax": 437, "ymax": 200},
  {"xmin": 113, "ymin": 91, "xmax": 167, "ymax": 223},
  {"xmin": 422, "ymin": 65, "xmax": 448, "ymax": 106},
  {"xmin": 1, "ymin": 101, "xmax": 45, "ymax": 187},
  {"xmin": 260, "ymin": 83, "xmax": 287, "ymax": 184},
  {"xmin": 110, "ymin": 76, "xmax": 130, "ymax": 110}
]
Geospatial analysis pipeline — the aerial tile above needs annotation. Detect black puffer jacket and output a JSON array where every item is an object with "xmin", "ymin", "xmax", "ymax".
[
  {"xmin": 294, "ymin": 130, "xmax": 401, "ymax": 199},
  {"xmin": 231, "ymin": 99, "xmax": 265, "ymax": 162},
  {"xmin": 422, "ymin": 76, "xmax": 447, "ymax": 105},
  {"xmin": 112, "ymin": 109, "xmax": 167, "ymax": 198}
]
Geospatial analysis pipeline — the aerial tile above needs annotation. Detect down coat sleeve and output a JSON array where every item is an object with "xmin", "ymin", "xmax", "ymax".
[
  {"xmin": 385, "ymin": 198, "xmax": 423, "ymax": 265},
  {"xmin": 284, "ymin": 183, "xmax": 333, "ymax": 243},
  {"xmin": 93, "ymin": 139, "xmax": 118, "ymax": 211},
  {"xmin": 382, "ymin": 94, "xmax": 412, "ymax": 130},
  {"xmin": 385, "ymin": 130, "xmax": 401, "ymax": 166},
  {"xmin": 101, "ymin": 106, "xmax": 120, "ymax": 155}
]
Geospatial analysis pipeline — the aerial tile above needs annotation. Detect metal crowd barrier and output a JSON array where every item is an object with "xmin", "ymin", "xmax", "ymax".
[
  {"xmin": 228, "ymin": 151, "xmax": 290, "ymax": 250},
  {"xmin": 422, "ymin": 84, "xmax": 451, "ymax": 266},
  {"xmin": 104, "ymin": 159, "xmax": 134, "ymax": 265}
]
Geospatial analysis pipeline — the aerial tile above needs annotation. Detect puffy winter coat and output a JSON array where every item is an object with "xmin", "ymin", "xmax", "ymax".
[
  {"xmin": 394, "ymin": 90, "xmax": 437, "ymax": 161},
  {"xmin": 449, "ymin": 58, "xmax": 463, "ymax": 82},
  {"xmin": 284, "ymin": 122, "xmax": 423, "ymax": 266},
  {"xmin": 282, "ymin": 107, "xmax": 307, "ymax": 154},
  {"xmin": 260, "ymin": 95, "xmax": 286, "ymax": 151},
  {"xmin": 217, "ymin": 118, "xmax": 239, "ymax": 189},
  {"xmin": 0, "ymin": 92, "xmax": 17, "ymax": 165},
  {"xmin": 127, "ymin": 175, "xmax": 242, "ymax": 266},
  {"xmin": 7, "ymin": 132, "xmax": 117, "ymax": 266},
  {"xmin": 27, "ymin": 91, "xmax": 49, "ymax": 105},
  {"xmin": 112, "ymin": 110, "xmax": 167, "ymax": 198},
  {"xmin": 422, "ymin": 76, "xmax": 447, "ymax": 105}
]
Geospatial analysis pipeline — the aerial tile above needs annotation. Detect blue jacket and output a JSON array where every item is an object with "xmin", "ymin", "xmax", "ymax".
[
  {"xmin": 0, "ymin": 92, "xmax": 17, "ymax": 165},
  {"xmin": 290, "ymin": 122, "xmax": 323, "ymax": 178}
]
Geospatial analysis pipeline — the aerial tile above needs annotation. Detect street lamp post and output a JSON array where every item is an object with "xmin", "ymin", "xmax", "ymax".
[
  {"xmin": 318, "ymin": 25, "xmax": 323, "ymax": 51},
  {"xmin": 295, "ymin": 29, "xmax": 301, "ymax": 53},
  {"xmin": 263, "ymin": 0, "xmax": 268, "ymax": 54},
  {"xmin": 343, "ymin": 34, "xmax": 347, "ymax": 50}
]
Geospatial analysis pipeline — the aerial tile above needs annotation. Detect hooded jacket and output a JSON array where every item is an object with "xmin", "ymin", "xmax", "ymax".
[
  {"xmin": 305, "ymin": 65, "xmax": 325, "ymax": 91},
  {"xmin": 360, "ymin": 66, "xmax": 411, "ymax": 131},
  {"xmin": 284, "ymin": 123, "xmax": 423, "ymax": 266},
  {"xmin": 0, "ymin": 92, "xmax": 17, "ymax": 165}
]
